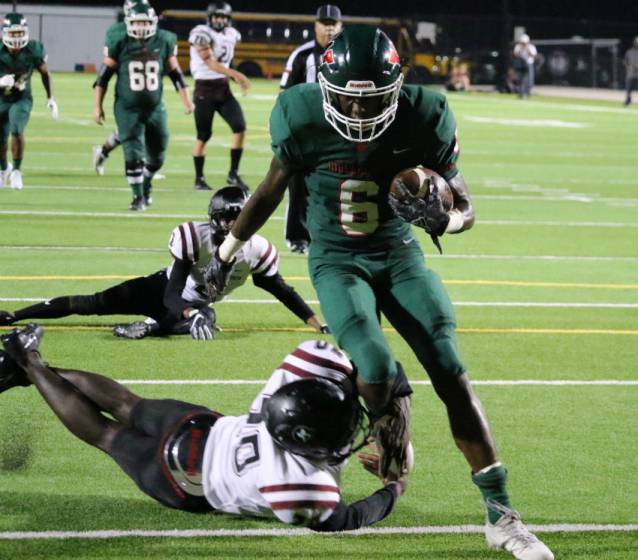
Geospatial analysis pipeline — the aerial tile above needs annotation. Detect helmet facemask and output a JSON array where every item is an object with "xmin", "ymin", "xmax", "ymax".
[
  {"xmin": 208, "ymin": 186, "xmax": 247, "ymax": 241},
  {"xmin": 210, "ymin": 13, "xmax": 230, "ymax": 31},
  {"xmin": 209, "ymin": 204, "xmax": 243, "ymax": 239},
  {"xmin": 264, "ymin": 376, "xmax": 372, "ymax": 465},
  {"xmin": 2, "ymin": 16, "xmax": 28, "ymax": 50},
  {"xmin": 125, "ymin": 10, "xmax": 158, "ymax": 40},
  {"xmin": 319, "ymin": 72, "xmax": 403, "ymax": 142}
]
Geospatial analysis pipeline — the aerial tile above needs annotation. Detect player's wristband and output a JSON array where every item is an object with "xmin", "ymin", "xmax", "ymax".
[
  {"xmin": 445, "ymin": 208, "xmax": 464, "ymax": 233},
  {"xmin": 219, "ymin": 232, "xmax": 245, "ymax": 263}
]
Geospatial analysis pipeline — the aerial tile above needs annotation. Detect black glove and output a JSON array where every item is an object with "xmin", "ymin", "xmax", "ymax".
[
  {"xmin": 319, "ymin": 324, "xmax": 331, "ymax": 334},
  {"xmin": 388, "ymin": 180, "xmax": 450, "ymax": 236},
  {"xmin": 189, "ymin": 307, "xmax": 216, "ymax": 340},
  {"xmin": 202, "ymin": 250, "xmax": 235, "ymax": 300}
]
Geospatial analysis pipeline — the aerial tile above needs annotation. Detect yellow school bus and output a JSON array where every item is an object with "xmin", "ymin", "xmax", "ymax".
[{"xmin": 160, "ymin": 10, "xmax": 456, "ymax": 82}]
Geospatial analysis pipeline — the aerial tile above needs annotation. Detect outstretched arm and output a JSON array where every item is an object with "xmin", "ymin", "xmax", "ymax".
[
  {"xmin": 218, "ymin": 156, "xmax": 292, "ymax": 260},
  {"xmin": 310, "ymin": 482, "xmax": 404, "ymax": 532},
  {"xmin": 252, "ymin": 272, "xmax": 326, "ymax": 332}
]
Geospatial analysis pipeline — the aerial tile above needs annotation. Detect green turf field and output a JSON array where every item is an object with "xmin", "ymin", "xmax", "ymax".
[{"xmin": 0, "ymin": 74, "xmax": 637, "ymax": 559}]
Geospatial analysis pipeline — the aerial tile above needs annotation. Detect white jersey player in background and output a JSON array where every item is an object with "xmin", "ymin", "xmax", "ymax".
[
  {"xmin": 0, "ymin": 187, "xmax": 327, "ymax": 339},
  {"xmin": 189, "ymin": 2, "xmax": 251, "ymax": 192},
  {"xmin": 1, "ymin": 328, "xmax": 409, "ymax": 530}
]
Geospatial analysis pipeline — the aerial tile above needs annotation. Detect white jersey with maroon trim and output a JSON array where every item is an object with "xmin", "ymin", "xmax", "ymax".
[
  {"xmin": 201, "ymin": 340, "xmax": 356, "ymax": 525},
  {"xmin": 167, "ymin": 221, "xmax": 279, "ymax": 304},
  {"xmin": 189, "ymin": 24, "xmax": 241, "ymax": 81}
]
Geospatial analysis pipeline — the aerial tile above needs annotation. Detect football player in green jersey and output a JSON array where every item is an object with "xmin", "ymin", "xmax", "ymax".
[
  {"xmin": 207, "ymin": 26, "xmax": 554, "ymax": 560},
  {"xmin": 92, "ymin": 1, "xmax": 146, "ymax": 176},
  {"xmin": 0, "ymin": 13, "xmax": 58, "ymax": 190},
  {"xmin": 93, "ymin": 0, "xmax": 194, "ymax": 211}
]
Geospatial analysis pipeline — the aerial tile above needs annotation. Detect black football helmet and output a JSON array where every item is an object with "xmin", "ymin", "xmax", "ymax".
[
  {"xmin": 208, "ymin": 185, "xmax": 247, "ymax": 239},
  {"xmin": 263, "ymin": 378, "xmax": 369, "ymax": 464},
  {"xmin": 207, "ymin": 2, "xmax": 232, "ymax": 31},
  {"xmin": 318, "ymin": 25, "xmax": 403, "ymax": 142}
]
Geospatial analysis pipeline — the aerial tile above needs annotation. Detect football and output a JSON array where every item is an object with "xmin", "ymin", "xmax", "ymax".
[{"xmin": 390, "ymin": 167, "xmax": 454, "ymax": 211}]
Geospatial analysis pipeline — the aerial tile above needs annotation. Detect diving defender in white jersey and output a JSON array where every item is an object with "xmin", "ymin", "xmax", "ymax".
[{"xmin": 0, "ymin": 328, "xmax": 409, "ymax": 530}]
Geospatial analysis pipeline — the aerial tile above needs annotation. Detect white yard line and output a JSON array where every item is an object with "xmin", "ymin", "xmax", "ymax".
[
  {"xmin": 1, "ymin": 524, "xmax": 636, "ymax": 540},
  {"xmin": 1, "ymin": 245, "xmax": 636, "ymax": 262},
  {"xmin": 115, "ymin": 379, "xmax": 638, "ymax": 386},
  {"xmin": 3, "ymin": 209, "xmax": 637, "ymax": 228}
]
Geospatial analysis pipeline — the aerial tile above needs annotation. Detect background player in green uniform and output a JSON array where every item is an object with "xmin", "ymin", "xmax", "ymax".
[
  {"xmin": 93, "ymin": 0, "xmax": 193, "ymax": 211},
  {"xmin": 208, "ymin": 26, "xmax": 554, "ymax": 560},
  {"xmin": 0, "ymin": 12, "xmax": 58, "ymax": 190}
]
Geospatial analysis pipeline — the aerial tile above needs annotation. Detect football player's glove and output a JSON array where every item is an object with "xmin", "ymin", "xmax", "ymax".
[
  {"xmin": 47, "ymin": 97, "xmax": 59, "ymax": 120},
  {"xmin": 113, "ymin": 321, "xmax": 152, "ymax": 340},
  {"xmin": 189, "ymin": 307, "xmax": 216, "ymax": 341},
  {"xmin": 388, "ymin": 179, "xmax": 450, "ymax": 236},
  {"xmin": 0, "ymin": 323, "xmax": 44, "ymax": 368},
  {"xmin": 0, "ymin": 310, "xmax": 16, "ymax": 326},
  {"xmin": 202, "ymin": 251, "xmax": 235, "ymax": 300},
  {"xmin": 0, "ymin": 74, "xmax": 15, "ymax": 88},
  {"xmin": 320, "ymin": 324, "xmax": 331, "ymax": 334},
  {"xmin": 371, "ymin": 395, "xmax": 412, "ymax": 481}
]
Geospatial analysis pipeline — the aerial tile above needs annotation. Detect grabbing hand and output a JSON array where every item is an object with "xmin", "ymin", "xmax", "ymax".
[
  {"xmin": 388, "ymin": 179, "xmax": 450, "ymax": 236},
  {"xmin": 371, "ymin": 395, "xmax": 412, "ymax": 481},
  {"xmin": 47, "ymin": 97, "xmax": 59, "ymax": 120},
  {"xmin": 202, "ymin": 251, "xmax": 235, "ymax": 300},
  {"xmin": 189, "ymin": 307, "xmax": 217, "ymax": 340},
  {"xmin": 357, "ymin": 442, "xmax": 408, "ymax": 495}
]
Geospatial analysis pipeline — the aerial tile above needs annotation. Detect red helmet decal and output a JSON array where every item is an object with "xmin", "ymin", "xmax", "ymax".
[
  {"xmin": 322, "ymin": 49, "xmax": 335, "ymax": 64},
  {"xmin": 388, "ymin": 48, "xmax": 400, "ymax": 65}
]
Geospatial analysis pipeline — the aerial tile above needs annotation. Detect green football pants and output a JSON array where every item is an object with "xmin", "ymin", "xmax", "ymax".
[
  {"xmin": 309, "ymin": 240, "xmax": 466, "ymax": 384},
  {"xmin": 114, "ymin": 101, "xmax": 168, "ymax": 166},
  {"xmin": 0, "ymin": 96, "xmax": 33, "ymax": 142}
]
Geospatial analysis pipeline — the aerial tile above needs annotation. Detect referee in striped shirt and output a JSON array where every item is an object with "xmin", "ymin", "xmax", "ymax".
[{"xmin": 279, "ymin": 5, "xmax": 343, "ymax": 254}]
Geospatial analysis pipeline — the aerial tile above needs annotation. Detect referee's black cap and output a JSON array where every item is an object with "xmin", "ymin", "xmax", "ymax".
[{"xmin": 316, "ymin": 4, "xmax": 342, "ymax": 22}]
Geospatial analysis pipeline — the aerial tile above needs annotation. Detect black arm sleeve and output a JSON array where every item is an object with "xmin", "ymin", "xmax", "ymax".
[
  {"xmin": 162, "ymin": 259, "xmax": 194, "ymax": 318},
  {"xmin": 252, "ymin": 272, "xmax": 314, "ymax": 322},
  {"xmin": 168, "ymin": 67, "xmax": 187, "ymax": 91},
  {"xmin": 40, "ymin": 71, "xmax": 52, "ymax": 98},
  {"xmin": 310, "ymin": 485, "xmax": 399, "ymax": 532},
  {"xmin": 93, "ymin": 64, "xmax": 116, "ymax": 90}
]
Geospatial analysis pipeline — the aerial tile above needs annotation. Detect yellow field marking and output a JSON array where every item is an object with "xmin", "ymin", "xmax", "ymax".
[
  {"xmin": 1, "ymin": 325, "xmax": 636, "ymax": 335},
  {"xmin": 0, "ymin": 275, "xmax": 136, "ymax": 281},
  {"xmin": 284, "ymin": 277, "xmax": 638, "ymax": 290},
  {"xmin": 2, "ymin": 275, "xmax": 637, "ymax": 290}
]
